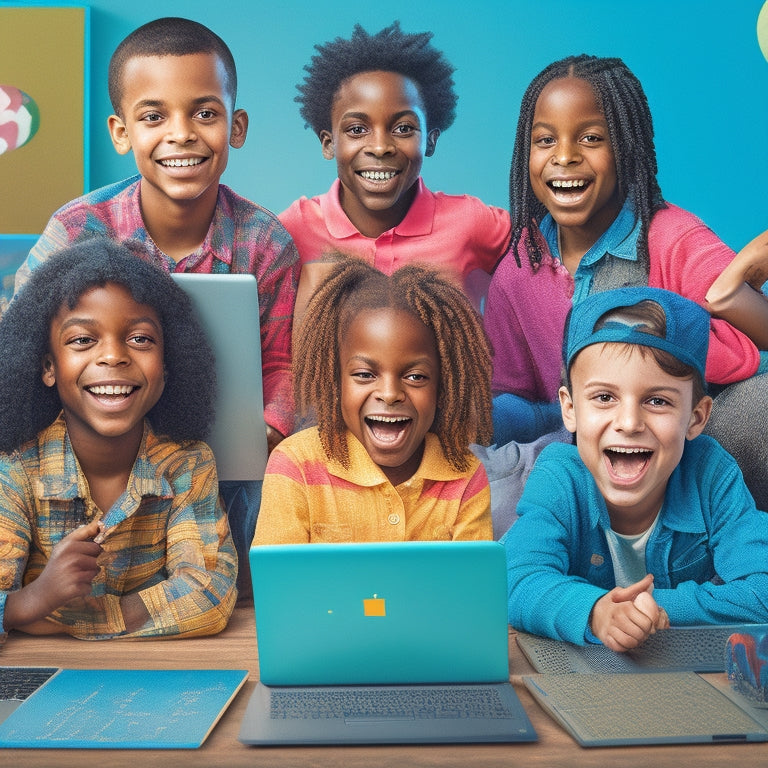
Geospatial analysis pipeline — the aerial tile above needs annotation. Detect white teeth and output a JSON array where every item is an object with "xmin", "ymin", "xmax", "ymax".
[
  {"xmin": 88, "ymin": 385, "xmax": 135, "ymax": 395},
  {"xmin": 608, "ymin": 447, "xmax": 650, "ymax": 454},
  {"xmin": 367, "ymin": 415, "xmax": 409, "ymax": 423},
  {"xmin": 550, "ymin": 179, "xmax": 586, "ymax": 188},
  {"xmin": 359, "ymin": 170, "xmax": 397, "ymax": 181},
  {"xmin": 160, "ymin": 157, "xmax": 204, "ymax": 167}
]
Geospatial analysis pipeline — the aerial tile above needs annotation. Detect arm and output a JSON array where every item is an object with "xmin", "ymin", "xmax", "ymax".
[
  {"xmin": 450, "ymin": 463, "xmax": 493, "ymax": 541},
  {"xmin": 13, "ymin": 217, "xmax": 73, "ymax": 297},
  {"xmin": 705, "ymin": 230, "xmax": 768, "ymax": 350},
  {"xmin": 251, "ymin": 447, "xmax": 312, "ymax": 545}
]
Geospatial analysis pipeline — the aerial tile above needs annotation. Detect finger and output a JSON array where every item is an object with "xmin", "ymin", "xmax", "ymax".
[{"xmin": 611, "ymin": 573, "xmax": 654, "ymax": 603}]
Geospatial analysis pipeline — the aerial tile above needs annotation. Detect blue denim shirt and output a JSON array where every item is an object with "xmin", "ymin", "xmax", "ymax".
[{"xmin": 502, "ymin": 436, "xmax": 768, "ymax": 644}]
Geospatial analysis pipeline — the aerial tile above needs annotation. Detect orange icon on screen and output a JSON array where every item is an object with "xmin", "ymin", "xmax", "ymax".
[{"xmin": 363, "ymin": 594, "xmax": 386, "ymax": 617}]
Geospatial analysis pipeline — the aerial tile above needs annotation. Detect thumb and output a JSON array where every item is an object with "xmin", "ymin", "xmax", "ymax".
[
  {"xmin": 610, "ymin": 573, "xmax": 654, "ymax": 603},
  {"xmin": 71, "ymin": 519, "xmax": 102, "ymax": 541}
]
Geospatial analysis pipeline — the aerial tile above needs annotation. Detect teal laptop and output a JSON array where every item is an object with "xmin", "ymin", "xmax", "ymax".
[{"xmin": 239, "ymin": 541, "xmax": 537, "ymax": 744}]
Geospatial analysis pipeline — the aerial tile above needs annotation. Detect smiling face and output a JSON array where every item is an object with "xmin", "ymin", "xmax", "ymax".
[
  {"xmin": 107, "ymin": 52, "xmax": 247, "ymax": 218},
  {"xmin": 559, "ymin": 343, "xmax": 711, "ymax": 533},
  {"xmin": 340, "ymin": 307, "xmax": 439, "ymax": 486},
  {"xmin": 529, "ymin": 76, "xmax": 623, "ymax": 255},
  {"xmin": 43, "ymin": 283, "xmax": 166, "ymax": 456},
  {"xmin": 320, "ymin": 70, "xmax": 439, "ymax": 238}
]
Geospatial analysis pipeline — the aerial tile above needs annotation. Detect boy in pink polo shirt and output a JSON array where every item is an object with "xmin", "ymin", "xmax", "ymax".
[{"xmin": 280, "ymin": 21, "xmax": 510, "ymax": 322}]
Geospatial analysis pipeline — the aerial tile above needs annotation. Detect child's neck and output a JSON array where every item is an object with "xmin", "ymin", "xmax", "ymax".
[
  {"xmin": 139, "ymin": 182, "xmax": 217, "ymax": 262},
  {"xmin": 339, "ymin": 182, "xmax": 417, "ymax": 239},
  {"xmin": 67, "ymin": 421, "xmax": 144, "ymax": 514},
  {"xmin": 557, "ymin": 226, "xmax": 598, "ymax": 275}
]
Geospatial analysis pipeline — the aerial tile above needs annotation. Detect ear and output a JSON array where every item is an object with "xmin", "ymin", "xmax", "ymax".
[
  {"xmin": 107, "ymin": 113, "xmax": 132, "ymax": 156},
  {"xmin": 229, "ymin": 108, "xmax": 249, "ymax": 148},
  {"xmin": 685, "ymin": 395, "xmax": 713, "ymax": 440},
  {"xmin": 319, "ymin": 130, "xmax": 334, "ymax": 160},
  {"xmin": 425, "ymin": 128, "xmax": 440, "ymax": 158},
  {"xmin": 41, "ymin": 355, "xmax": 56, "ymax": 388},
  {"xmin": 558, "ymin": 385, "xmax": 577, "ymax": 434}
]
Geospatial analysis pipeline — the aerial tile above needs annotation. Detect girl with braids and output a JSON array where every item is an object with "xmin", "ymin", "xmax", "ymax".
[
  {"xmin": 253, "ymin": 258, "xmax": 494, "ymax": 545},
  {"xmin": 280, "ymin": 21, "xmax": 510, "ymax": 326},
  {"xmin": 484, "ymin": 54, "xmax": 768, "ymax": 510},
  {"xmin": 0, "ymin": 239, "xmax": 236, "ymax": 641}
]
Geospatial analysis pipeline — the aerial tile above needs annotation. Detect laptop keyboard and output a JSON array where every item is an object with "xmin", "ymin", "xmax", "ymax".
[
  {"xmin": 269, "ymin": 685, "xmax": 514, "ymax": 721},
  {"xmin": 0, "ymin": 667, "xmax": 58, "ymax": 702}
]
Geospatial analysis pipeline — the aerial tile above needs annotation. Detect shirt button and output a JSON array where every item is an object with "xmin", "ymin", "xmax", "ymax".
[{"xmin": 387, "ymin": 513, "xmax": 401, "ymax": 525}]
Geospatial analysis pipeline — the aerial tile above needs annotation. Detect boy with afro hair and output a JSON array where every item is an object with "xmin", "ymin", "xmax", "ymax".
[{"xmin": 280, "ymin": 21, "xmax": 511, "ymax": 324}]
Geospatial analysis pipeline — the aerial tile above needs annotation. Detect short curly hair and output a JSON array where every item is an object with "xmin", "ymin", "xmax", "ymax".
[
  {"xmin": 0, "ymin": 238, "xmax": 217, "ymax": 452},
  {"xmin": 296, "ymin": 21, "xmax": 457, "ymax": 136},
  {"xmin": 108, "ymin": 17, "xmax": 238, "ymax": 115},
  {"xmin": 294, "ymin": 257, "xmax": 492, "ymax": 472}
]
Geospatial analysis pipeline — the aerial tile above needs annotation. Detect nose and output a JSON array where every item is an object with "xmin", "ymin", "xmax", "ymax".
[
  {"xmin": 97, "ymin": 338, "xmax": 130, "ymax": 367},
  {"xmin": 365, "ymin": 127, "xmax": 395, "ymax": 157},
  {"xmin": 613, "ymin": 399, "xmax": 644, "ymax": 434},
  {"xmin": 552, "ymin": 138, "xmax": 581, "ymax": 166},
  {"xmin": 165, "ymin": 113, "xmax": 196, "ymax": 144},
  {"xmin": 376, "ymin": 374, "xmax": 405, "ymax": 405}
]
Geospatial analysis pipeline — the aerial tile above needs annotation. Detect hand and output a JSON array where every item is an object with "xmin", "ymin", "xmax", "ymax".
[
  {"xmin": 4, "ymin": 520, "xmax": 102, "ymax": 630},
  {"xmin": 707, "ymin": 230, "xmax": 768, "ymax": 307},
  {"xmin": 589, "ymin": 574, "xmax": 665, "ymax": 652}
]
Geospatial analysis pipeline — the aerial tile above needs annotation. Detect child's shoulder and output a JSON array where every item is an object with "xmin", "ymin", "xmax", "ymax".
[{"xmin": 52, "ymin": 175, "xmax": 141, "ymax": 219}]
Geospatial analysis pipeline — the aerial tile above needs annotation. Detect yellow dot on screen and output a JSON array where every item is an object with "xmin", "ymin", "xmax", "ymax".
[{"xmin": 759, "ymin": 1, "xmax": 768, "ymax": 62}]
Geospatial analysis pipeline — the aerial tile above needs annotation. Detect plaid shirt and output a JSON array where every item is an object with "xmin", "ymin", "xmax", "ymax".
[
  {"xmin": 0, "ymin": 415, "xmax": 237, "ymax": 641},
  {"xmin": 15, "ymin": 176, "xmax": 299, "ymax": 436}
]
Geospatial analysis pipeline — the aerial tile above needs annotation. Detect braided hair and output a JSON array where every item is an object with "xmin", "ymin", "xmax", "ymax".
[
  {"xmin": 296, "ymin": 21, "xmax": 457, "ymax": 135},
  {"xmin": 294, "ymin": 258, "xmax": 492, "ymax": 471},
  {"xmin": 509, "ymin": 54, "xmax": 666, "ymax": 269}
]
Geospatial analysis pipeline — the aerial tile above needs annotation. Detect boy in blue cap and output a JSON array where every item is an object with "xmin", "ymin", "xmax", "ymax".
[{"xmin": 503, "ymin": 287, "xmax": 768, "ymax": 652}]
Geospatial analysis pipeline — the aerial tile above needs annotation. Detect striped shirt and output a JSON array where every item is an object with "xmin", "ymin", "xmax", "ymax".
[
  {"xmin": 0, "ymin": 415, "xmax": 237, "ymax": 641},
  {"xmin": 253, "ymin": 428, "xmax": 492, "ymax": 544},
  {"xmin": 14, "ymin": 176, "xmax": 299, "ymax": 436}
]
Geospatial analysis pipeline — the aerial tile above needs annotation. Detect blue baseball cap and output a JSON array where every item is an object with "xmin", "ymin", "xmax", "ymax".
[{"xmin": 564, "ymin": 287, "xmax": 710, "ymax": 381}]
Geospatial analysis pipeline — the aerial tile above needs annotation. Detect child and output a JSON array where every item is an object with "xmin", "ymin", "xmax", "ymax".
[
  {"xmin": 502, "ymin": 287, "xmax": 768, "ymax": 652},
  {"xmin": 281, "ymin": 21, "xmax": 511, "ymax": 323},
  {"xmin": 13, "ymin": 16, "xmax": 299, "ymax": 595},
  {"xmin": 253, "ymin": 258, "xmax": 493, "ymax": 544},
  {"xmin": 0, "ymin": 239, "xmax": 237, "ymax": 640},
  {"xmin": 484, "ymin": 54, "xmax": 768, "ymax": 509}
]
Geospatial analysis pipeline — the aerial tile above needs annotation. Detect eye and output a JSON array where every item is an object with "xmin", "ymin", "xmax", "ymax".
[
  {"xmin": 350, "ymin": 370, "xmax": 375, "ymax": 381},
  {"xmin": 532, "ymin": 135, "xmax": 556, "ymax": 147},
  {"xmin": 67, "ymin": 335, "xmax": 95, "ymax": 347},
  {"xmin": 393, "ymin": 123, "xmax": 417, "ymax": 136},
  {"xmin": 646, "ymin": 396, "xmax": 670, "ymax": 407},
  {"xmin": 196, "ymin": 108, "xmax": 217, "ymax": 120},
  {"xmin": 592, "ymin": 392, "xmax": 615, "ymax": 404},
  {"xmin": 141, "ymin": 112, "xmax": 163, "ymax": 123},
  {"xmin": 404, "ymin": 372, "xmax": 429, "ymax": 383},
  {"xmin": 582, "ymin": 133, "xmax": 604, "ymax": 144},
  {"xmin": 345, "ymin": 124, "xmax": 368, "ymax": 136}
]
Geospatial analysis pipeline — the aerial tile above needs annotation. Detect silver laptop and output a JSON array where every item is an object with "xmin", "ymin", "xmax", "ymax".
[
  {"xmin": 517, "ymin": 624, "xmax": 768, "ymax": 674},
  {"xmin": 238, "ymin": 541, "xmax": 537, "ymax": 745},
  {"xmin": 524, "ymin": 671, "xmax": 768, "ymax": 746},
  {"xmin": 170, "ymin": 273, "xmax": 268, "ymax": 481}
]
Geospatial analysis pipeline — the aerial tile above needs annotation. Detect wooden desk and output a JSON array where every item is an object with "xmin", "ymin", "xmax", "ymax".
[{"xmin": 2, "ymin": 606, "xmax": 766, "ymax": 767}]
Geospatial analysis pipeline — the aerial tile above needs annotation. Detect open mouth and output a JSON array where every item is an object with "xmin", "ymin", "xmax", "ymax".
[
  {"xmin": 604, "ymin": 446, "xmax": 653, "ymax": 480},
  {"xmin": 365, "ymin": 415, "xmax": 412, "ymax": 443},
  {"xmin": 86, "ymin": 384, "xmax": 137, "ymax": 399},
  {"xmin": 547, "ymin": 178, "xmax": 590, "ymax": 201},
  {"xmin": 159, "ymin": 157, "xmax": 205, "ymax": 168},
  {"xmin": 358, "ymin": 170, "xmax": 399, "ymax": 182}
]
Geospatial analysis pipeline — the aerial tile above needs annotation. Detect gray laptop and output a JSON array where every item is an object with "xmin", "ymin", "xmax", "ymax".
[
  {"xmin": 524, "ymin": 671, "xmax": 768, "ymax": 746},
  {"xmin": 238, "ymin": 541, "xmax": 537, "ymax": 745},
  {"xmin": 517, "ymin": 624, "xmax": 768, "ymax": 674},
  {"xmin": 170, "ymin": 273, "xmax": 268, "ymax": 481}
]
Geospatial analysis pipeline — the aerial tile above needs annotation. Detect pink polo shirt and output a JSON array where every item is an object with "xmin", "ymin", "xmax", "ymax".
[{"xmin": 279, "ymin": 178, "xmax": 510, "ymax": 298}]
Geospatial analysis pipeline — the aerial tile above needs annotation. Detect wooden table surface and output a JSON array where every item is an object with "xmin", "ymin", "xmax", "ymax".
[{"xmin": 2, "ymin": 605, "xmax": 765, "ymax": 767}]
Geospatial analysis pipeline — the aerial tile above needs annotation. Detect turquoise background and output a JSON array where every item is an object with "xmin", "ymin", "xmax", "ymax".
[{"xmin": 7, "ymin": 0, "xmax": 768, "ymax": 249}]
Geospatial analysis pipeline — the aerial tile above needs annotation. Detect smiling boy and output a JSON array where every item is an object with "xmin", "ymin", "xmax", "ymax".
[
  {"xmin": 281, "ymin": 22, "xmax": 510, "ymax": 323},
  {"xmin": 14, "ymin": 18, "xmax": 300, "ymax": 597},
  {"xmin": 502, "ymin": 287, "xmax": 768, "ymax": 652}
]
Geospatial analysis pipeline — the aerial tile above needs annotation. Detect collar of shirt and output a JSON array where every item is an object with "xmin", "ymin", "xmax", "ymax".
[
  {"xmin": 540, "ymin": 197, "xmax": 641, "ymax": 303},
  {"xmin": 131, "ymin": 178, "xmax": 233, "ymax": 271},
  {"xmin": 320, "ymin": 178, "xmax": 435, "ymax": 240},
  {"xmin": 33, "ymin": 414, "xmax": 173, "ymax": 513},
  {"xmin": 328, "ymin": 431, "xmax": 468, "ymax": 487}
]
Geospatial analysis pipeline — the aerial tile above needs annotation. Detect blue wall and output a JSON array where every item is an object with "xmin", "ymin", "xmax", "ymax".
[{"xmin": 10, "ymin": 0, "xmax": 768, "ymax": 249}]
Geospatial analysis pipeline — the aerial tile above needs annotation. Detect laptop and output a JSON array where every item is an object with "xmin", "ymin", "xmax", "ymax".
[
  {"xmin": 170, "ymin": 273, "xmax": 268, "ymax": 482},
  {"xmin": 524, "ymin": 671, "xmax": 768, "ymax": 746},
  {"xmin": 238, "ymin": 541, "xmax": 537, "ymax": 745},
  {"xmin": 517, "ymin": 624, "xmax": 768, "ymax": 674}
]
